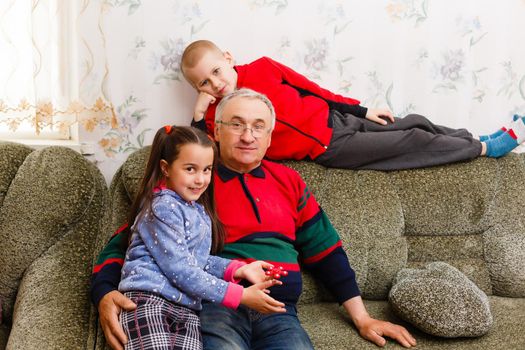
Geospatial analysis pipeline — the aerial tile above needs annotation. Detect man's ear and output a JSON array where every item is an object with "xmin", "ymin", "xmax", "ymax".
[
  {"xmin": 223, "ymin": 51, "xmax": 235, "ymax": 65},
  {"xmin": 214, "ymin": 125, "xmax": 220, "ymax": 142}
]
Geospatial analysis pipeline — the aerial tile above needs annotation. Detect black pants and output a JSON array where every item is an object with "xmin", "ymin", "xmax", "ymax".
[{"xmin": 314, "ymin": 111, "xmax": 482, "ymax": 170}]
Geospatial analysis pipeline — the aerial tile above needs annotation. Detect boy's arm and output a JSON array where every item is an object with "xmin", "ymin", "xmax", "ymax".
[
  {"xmin": 190, "ymin": 118, "xmax": 206, "ymax": 131},
  {"xmin": 193, "ymin": 91, "xmax": 216, "ymax": 123},
  {"xmin": 265, "ymin": 57, "xmax": 397, "ymax": 123},
  {"xmin": 263, "ymin": 56, "xmax": 366, "ymax": 115}
]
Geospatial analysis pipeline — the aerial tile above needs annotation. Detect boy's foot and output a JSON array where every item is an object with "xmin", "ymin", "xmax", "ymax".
[
  {"xmin": 485, "ymin": 131, "xmax": 518, "ymax": 158},
  {"xmin": 479, "ymin": 114, "xmax": 522, "ymax": 142},
  {"xmin": 479, "ymin": 128, "xmax": 506, "ymax": 142}
]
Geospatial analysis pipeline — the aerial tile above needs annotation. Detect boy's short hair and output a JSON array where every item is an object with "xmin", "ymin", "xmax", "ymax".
[{"xmin": 180, "ymin": 40, "xmax": 222, "ymax": 81}]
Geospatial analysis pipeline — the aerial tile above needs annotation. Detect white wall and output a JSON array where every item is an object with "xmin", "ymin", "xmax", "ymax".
[{"xmin": 80, "ymin": 0, "xmax": 525, "ymax": 182}]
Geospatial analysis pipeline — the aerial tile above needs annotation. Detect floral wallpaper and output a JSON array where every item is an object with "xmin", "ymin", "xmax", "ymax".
[{"xmin": 80, "ymin": 0, "xmax": 525, "ymax": 182}]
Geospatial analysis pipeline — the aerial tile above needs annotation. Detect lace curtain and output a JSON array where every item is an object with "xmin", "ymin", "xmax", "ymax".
[{"xmin": 0, "ymin": 0, "xmax": 114, "ymax": 141}]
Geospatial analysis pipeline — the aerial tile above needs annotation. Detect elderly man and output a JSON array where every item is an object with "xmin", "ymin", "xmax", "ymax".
[{"xmin": 91, "ymin": 88, "xmax": 416, "ymax": 350}]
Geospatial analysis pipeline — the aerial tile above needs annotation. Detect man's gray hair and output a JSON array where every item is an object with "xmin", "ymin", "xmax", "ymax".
[{"xmin": 215, "ymin": 88, "xmax": 276, "ymax": 130}]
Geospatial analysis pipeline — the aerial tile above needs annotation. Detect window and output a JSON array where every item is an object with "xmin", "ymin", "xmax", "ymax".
[{"xmin": 0, "ymin": 0, "xmax": 113, "ymax": 147}]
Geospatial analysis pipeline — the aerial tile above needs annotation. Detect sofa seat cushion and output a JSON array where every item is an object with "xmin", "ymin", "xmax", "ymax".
[
  {"xmin": 298, "ymin": 297, "xmax": 524, "ymax": 349},
  {"xmin": 388, "ymin": 262, "xmax": 492, "ymax": 337}
]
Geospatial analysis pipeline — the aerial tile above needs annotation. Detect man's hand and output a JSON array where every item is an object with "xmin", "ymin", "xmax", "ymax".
[
  {"xmin": 343, "ymin": 296, "xmax": 416, "ymax": 348},
  {"xmin": 98, "ymin": 290, "xmax": 137, "ymax": 350},
  {"xmin": 355, "ymin": 316, "xmax": 416, "ymax": 348},
  {"xmin": 365, "ymin": 108, "xmax": 395, "ymax": 125},
  {"xmin": 193, "ymin": 91, "xmax": 216, "ymax": 122}
]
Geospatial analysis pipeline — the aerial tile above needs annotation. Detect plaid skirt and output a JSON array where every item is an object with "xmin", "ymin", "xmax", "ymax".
[{"xmin": 120, "ymin": 291, "xmax": 203, "ymax": 350}]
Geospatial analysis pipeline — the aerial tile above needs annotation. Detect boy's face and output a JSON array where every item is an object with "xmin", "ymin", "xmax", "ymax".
[{"xmin": 184, "ymin": 51, "xmax": 238, "ymax": 98}]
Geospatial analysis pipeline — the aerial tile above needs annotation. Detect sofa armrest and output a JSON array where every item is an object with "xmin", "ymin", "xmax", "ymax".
[{"xmin": 0, "ymin": 145, "xmax": 107, "ymax": 349}]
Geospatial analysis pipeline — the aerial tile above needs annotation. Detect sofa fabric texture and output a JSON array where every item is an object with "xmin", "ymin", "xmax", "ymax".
[
  {"xmin": 0, "ymin": 142, "xmax": 107, "ymax": 350},
  {"xmin": 1, "ymin": 142, "xmax": 523, "ymax": 349}
]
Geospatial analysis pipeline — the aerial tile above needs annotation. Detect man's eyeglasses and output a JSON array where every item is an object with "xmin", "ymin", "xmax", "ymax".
[{"xmin": 216, "ymin": 120, "xmax": 271, "ymax": 138}]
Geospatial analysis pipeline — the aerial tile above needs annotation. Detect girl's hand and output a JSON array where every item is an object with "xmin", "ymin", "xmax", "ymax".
[
  {"xmin": 365, "ymin": 108, "xmax": 395, "ymax": 125},
  {"xmin": 241, "ymin": 280, "xmax": 286, "ymax": 314},
  {"xmin": 193, "ymin": 91, "xmax": 216, "ymax": 122},
  {"xmin": 234, "ymin": 260, "xmax": 274, "ymax": 284}
]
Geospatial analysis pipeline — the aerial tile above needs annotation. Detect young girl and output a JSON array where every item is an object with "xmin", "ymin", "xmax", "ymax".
[{"xmin": 118, "ymin": 125, "xmax": 285, "ymax": 350}]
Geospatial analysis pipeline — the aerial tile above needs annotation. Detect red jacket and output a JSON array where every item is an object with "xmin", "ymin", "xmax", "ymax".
[{"xmin": 204, "ymin": 57, "xmax": 364, "ymax": 160}]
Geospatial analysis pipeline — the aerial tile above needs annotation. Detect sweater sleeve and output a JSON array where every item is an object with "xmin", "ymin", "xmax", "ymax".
[
  {"xmin": 292, "ymin": 175, "xmax": 361, "ymax": 303},
  {"xmin": 191, "ymin": 118, "xmax": 206, "ymax": 131},
  {"xmin": 90, "ymin": 224, "xmax": 128, "ymax": 306},
  {"xmin": 262, "ymin": 56, "xmax": 363, "ymax": 109}
]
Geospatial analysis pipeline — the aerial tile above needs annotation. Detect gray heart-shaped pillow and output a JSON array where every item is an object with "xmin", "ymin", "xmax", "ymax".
[{"xmin": 388, "ymin": 262, "xmax": 492, "ymax": 337}]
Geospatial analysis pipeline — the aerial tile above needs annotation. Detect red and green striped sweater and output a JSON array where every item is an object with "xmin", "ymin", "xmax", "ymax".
[{"xmin": 91, "ymin": 160, "xmax": 360, "ymax": 306}]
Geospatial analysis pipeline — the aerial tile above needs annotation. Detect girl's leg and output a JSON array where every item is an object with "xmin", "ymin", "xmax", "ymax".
[{"xmin": 120, "ymin": 292, "xmax": 202, "ymax": 350}]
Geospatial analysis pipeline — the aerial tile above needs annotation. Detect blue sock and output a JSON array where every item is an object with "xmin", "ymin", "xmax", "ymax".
[
  {"xmin": 479, "ymin": 128, "xmax": 506, "ymax": 142},
  {"xmin": 484, "ymin": 132, "xmax": 518, "ymax": 158},
  {"xmin": 480, "ymin": 115, "xmax": 523, "ymax": 141}
]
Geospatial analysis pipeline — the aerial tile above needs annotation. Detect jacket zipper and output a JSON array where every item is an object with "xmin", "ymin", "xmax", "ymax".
[{"xmin": 276, "ymin": 118, "xmax": 328, "ymax": 149}]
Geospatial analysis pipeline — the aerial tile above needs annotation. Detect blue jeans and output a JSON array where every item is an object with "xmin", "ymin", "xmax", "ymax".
[{"xmin": 200, "ymin": 302, "xmax": 314, "ymax": 350}]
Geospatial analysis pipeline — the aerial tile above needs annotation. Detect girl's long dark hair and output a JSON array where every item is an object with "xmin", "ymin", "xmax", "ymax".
[{"xmin": 124, "ymin": 126, "xmax": 225, "ymax": 254}]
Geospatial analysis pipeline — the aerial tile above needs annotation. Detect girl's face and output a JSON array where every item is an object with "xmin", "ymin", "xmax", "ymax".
[{"xmin": 161, "ymin": 143, "xmax": 214, "ymax": 202}]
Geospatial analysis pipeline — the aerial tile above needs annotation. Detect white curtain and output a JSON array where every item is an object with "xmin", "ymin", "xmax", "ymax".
[{"xmin": 0, "ymin": 0, "xmax": 113, "ymax": 141}]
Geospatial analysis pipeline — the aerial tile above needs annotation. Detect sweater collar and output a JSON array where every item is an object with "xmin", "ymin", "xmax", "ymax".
[{"xmin": 217, "ymin": 162, "xmax": 265, "ymax": 182}]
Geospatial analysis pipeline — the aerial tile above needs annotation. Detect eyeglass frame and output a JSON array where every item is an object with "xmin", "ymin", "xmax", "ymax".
[{"xmin": 216, "ymin": 120, "xmax": 272, "ymax": 138}]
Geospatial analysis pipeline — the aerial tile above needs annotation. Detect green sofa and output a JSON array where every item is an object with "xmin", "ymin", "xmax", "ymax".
[
  {"xmin": 0, "ymin": 142, "xmax": 107, "ymax": 350},
  {"xmin": 93, "ymin": 147, "xmax": 525, "ymax": 350},
  {"xmin": 1, "ymin": 142, "xmax": 523, "ymax": 349}
]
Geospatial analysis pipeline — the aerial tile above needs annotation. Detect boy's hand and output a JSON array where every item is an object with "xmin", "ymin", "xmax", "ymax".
[
  {"xmin": 234, "ymin": 260, "xmax": 274, "ymax": 284},
  {"xmin": 193, "ymin": 92, "xmax": 216, "ymax": 122},
  {"xmin": 365, "ymin": 108, "xmax": 395, "ymax": 125}
]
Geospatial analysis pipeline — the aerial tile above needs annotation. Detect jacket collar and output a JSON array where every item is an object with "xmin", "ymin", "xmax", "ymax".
[{"xmin": 217, "ymin": 162, "xmax": 265, "ymax": 182}]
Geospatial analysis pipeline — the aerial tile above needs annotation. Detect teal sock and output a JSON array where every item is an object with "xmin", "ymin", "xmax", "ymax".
[
  {"xmin": 485, "ymin": 132, "xmax": 518, "ymax": 158},
  {"xmin": 479, "ymin": 128, "xmax": 506, "ymax": 142},
  {"xmin": 480, "ymin": 115, "xmax": 522, "ymax": 141}
]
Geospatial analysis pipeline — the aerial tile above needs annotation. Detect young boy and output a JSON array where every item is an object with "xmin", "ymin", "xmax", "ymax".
[{"xmin": 181, "ymin": 39, "xmax": 525, "ymax": 170}]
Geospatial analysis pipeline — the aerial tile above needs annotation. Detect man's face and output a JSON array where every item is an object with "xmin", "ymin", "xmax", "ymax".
[
  {"xmin": 184, "ymin": 50, "xmax": 238, "ymax": 98},
  {"xmin": 214, "ymin": 96, "xmax": 273, "ymax": 173}
]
